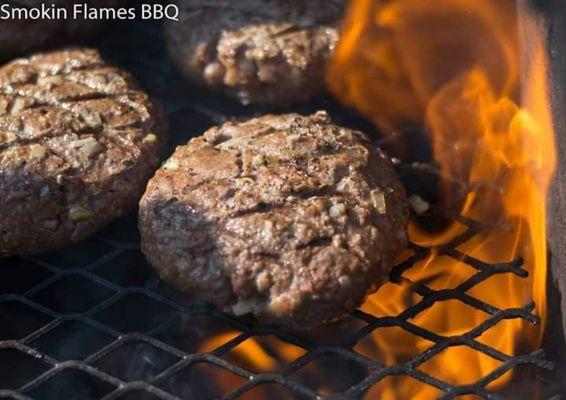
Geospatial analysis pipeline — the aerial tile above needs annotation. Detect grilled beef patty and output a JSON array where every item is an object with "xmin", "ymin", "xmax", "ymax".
[
  {"xmin": 165, "ymin": 0, "xmax": 346, "ymax": 105},
  {"xmin": 0, "ymin": 48, "xmax": 166, "ymax": 255},
  {"xmin": 139, "ymin": 112, "xmax": 408, "ymax": 329}
]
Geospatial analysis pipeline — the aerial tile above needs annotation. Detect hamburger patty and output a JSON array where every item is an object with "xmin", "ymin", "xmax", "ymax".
[
  {"xmin": 165, "ymin": 0, "xmax": 346, "ymax": 105},
  {"xmin": 0, "ymin": 48, "xmax": 166, "ymax": 255},
  {"xmin": 139, "ymin": 112, "xmax": 409, "ymax": 329},
  {"xmin": 0, "ymin": 1, "xmax": 123, "ymax": 62}
]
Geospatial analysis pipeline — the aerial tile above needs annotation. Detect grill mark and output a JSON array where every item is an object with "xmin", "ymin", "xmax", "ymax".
[
  {"xmin": 250, "ymin": 252, "xmax": 280, "ymax": 260},
  {"xmin": 235, "ymin": 151, "xmax": 243, "ymax": 177},
  {"xmin": 3, "ymin": 86, "xmax": 130, "ymax": 108},
  {"xmin": 296, "ymin": 236, "xmax": 332, "ymax": 250},
  {"xmin": 293, "ymin": 185, "xmax": 336, "ymax": 199},
  {"xmin": 0, "ymin": 62, "xmax": 144, "ymax": 124},
  {"xmin": 215, "ymin": 126, "xmax": 277, "ymax": 151},
  {"xmin": 60, "ymin": 92, "xmax": 123, "ymax": 103},
  {"xmin": 59, "ymin": 62, "xmax": 109, "ymax": 73},
  {"xmin": 0, "ymin": 84, "xmax": 148, "ymax": 159},
  {"xmin": 229, "ymin": 201, "xmax": 283, "ymax": 218},
  {"xmin": 0, "ymin": 57, "xmax": 151, "ymax": 169},
  {"xmin": 207, "ymin": 132, "xmax": 232, "ymax": 146}
]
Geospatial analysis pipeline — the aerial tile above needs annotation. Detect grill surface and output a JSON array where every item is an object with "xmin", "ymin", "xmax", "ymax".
[{"xmin": 0, "ymin": 19, "xmax": 553, "ymax": 400}]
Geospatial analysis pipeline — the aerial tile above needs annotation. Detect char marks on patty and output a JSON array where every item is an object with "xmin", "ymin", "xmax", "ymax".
[
  {"xmin": 0, "ymin": 48, "xmax": 166, "ymax": 255},
  {"xmin": 139, "ymin": 111, "xmax": 409, "ymax": 329}
]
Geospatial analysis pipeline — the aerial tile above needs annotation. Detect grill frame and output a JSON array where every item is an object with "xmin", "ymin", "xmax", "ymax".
[{"xmin": 0, "ymin": 18, "xmax": 555, "ymax": 400}]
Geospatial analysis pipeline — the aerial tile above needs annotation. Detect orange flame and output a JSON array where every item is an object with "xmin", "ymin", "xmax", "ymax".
[{"xmin": 328, "ymin": 0, "xmax": 555, "ymax": 397}]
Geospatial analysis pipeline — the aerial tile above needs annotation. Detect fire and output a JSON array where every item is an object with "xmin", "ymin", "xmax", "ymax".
[
  {"xmin": 185, "ymin": 1, "xmax": 555, "ymax": 397},
  {"xmin": 328, "ymin": 0, "xmax": 556, "ymax": 397}
]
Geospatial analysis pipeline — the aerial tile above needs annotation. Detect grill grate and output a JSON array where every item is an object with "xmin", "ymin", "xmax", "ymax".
[{"xmin": 0, "ymin": 19, "xmax": 553, "ymax": 400}]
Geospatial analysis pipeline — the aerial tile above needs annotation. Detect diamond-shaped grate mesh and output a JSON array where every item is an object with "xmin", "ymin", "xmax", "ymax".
[{"xmin": 0, "ymin": 18, "xmax": 554, "ymax": 400}]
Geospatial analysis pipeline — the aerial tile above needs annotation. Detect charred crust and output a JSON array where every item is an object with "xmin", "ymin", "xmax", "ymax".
[
  {"xmin": 139, "ymin": 112, "xmax": 409, "ymax": 329},
  {"xmin": 0, "ymin": 48, "xmax": 167, "ymax": 255}
]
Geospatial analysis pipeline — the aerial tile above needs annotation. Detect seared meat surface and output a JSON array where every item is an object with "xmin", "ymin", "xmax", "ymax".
[
  {"xmin": 165, "ymin": 0, "xmax": 346, "ymax": 105},
  {"xmin": 0, "ymin": 49, "xmax": 166, "ymax": 255},
  {"xmin": 139, "ymin": 112, "xmax": 408, "ymax": 329}
]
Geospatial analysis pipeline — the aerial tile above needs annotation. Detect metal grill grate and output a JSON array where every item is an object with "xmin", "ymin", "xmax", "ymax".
[{"xmin": 0, "ymin": 19, "xmax": 553, "ymax": 400}]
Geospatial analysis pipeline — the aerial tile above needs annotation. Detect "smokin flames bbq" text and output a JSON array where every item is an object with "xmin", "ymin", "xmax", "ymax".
[{"xmin": 0, "ymin": 3, "xmax": 180, "ymax": 21}]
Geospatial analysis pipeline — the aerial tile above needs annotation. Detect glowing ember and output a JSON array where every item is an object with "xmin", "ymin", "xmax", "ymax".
[{"xmin": 328, "ymin": 0, "xmax": 556, "ymax": 397}]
